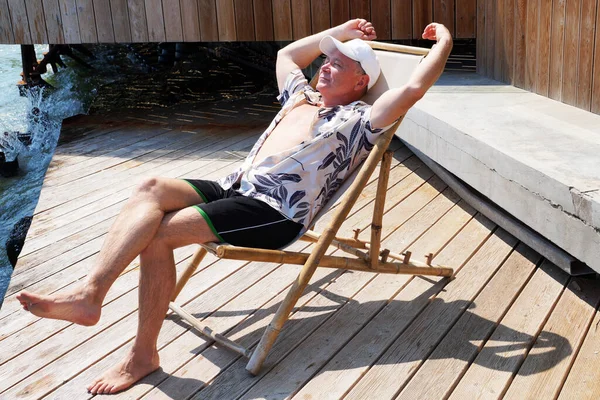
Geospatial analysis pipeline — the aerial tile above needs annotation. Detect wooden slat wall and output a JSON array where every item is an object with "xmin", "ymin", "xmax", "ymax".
[
  {"xmin": 0, "ymin": 0, "xmax": 478, "ymax": 45},
  {"xmin": 479, "ymin": 0, "xmax": 600, "ymax": 115}
]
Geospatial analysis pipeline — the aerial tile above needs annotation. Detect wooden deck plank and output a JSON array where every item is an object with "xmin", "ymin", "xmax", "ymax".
[
  {"xmin": 0, "ymin": 130, "xmax": 268, "ymax": 394},
  {"xmin": 5, "ymin": 106, "xmax": 595, "ymax": 400},
  {"xmin": 330, "ymin": 0, "xmax": 350, "ymax": 27},
  {"xmin": 109, "ymin": 0, "xmax": 131, "ymax": 42},
  {"xmin": 25, "ymin": 1, "xmax": 49, "ymax": 43},
  {"xmin": 379, "ymin": 188, "xmax": 461, "ymax": 251},
  {"xmin": 0, "ymin": 0, "xmax": 15, "ymax": 43},
  {"xmin": 549, "ymin": 0, "xmax": 567, "ymax": 100},
  {"xmin": 272, "ymin": 0, "xmax": 292, "ymax": 40},
  {"xmin": 29, "ymin": 132, "xmax": 236, "ymax": 232},
  {"xmin": 162, "ymin": 0, "xmax": 183, "ymax": 41},
  {"xmin": 47, "ymin": 126, "xmax": 149, "ymax": 173},
  {"xmin": 76, "ymin": 0, "xmax": 99, "ymax": 43},
  {"xmin": 24, "ymin": 131, "xmax": 257, "ymax": 246},
  {"xmin": 6, "ymin": 133, "xmax": 258, "ymax": 291},
  {"xmin": 188, "ymin": 164, "xmax": 459, "ymax": 400},
  {"xmin": 144, "ymin": 0, "xmax": 166, "ymax": 41},
  {"xmin": 53, "ymin": 244, "xmax": 336, "ymax": 399},
  {"xmin": 1, "ymin": 253, "xmax": 258, "ymax": 398},
  {"xmin": 344, "ymin": 228, "xmax": 517, "ymax": 400},
  {"xmin": 142, "ymin": 256, "xmax": 344, "ymax": 400},
  {"xmin": 5, "ymin": 144, "xmax": 398, "ymax": 396},
  {"xmin": 11, "ymin": 141, "xmax": 255, "ymax": 292},
  {"xmin": 216, "ymin": 0, "xmax": 236, "ymax": 41},
  {"xmin": 245, "ymin": 215, "xmax": 498, "ymax": 400},
  {"xmin": 43, "ymin": 128, "xmax": 170, "ymax": 186},
  {"xmin": 377, "ymin": 178, "xmax": 452, "ymax": 239},
  {"xmin": 391, "ymin": 0, "xmax": 411, "ymax": 39},
  {"xmin": 7, "ymin": 0, "xmax": 32, "ymax": 44},
  {"xmin": 93, "ymin": 0, "xmax": 116, "ymax": 42},
  {"xmin": 337, "ymin": 163, "xmax": 435, "ymax": 234},
  {"xmin": 234, "ymin": 0, "xmax": 255, "ymax": 40},
  {"xmin": 106, "ymin": 147, "xmax": 407, "ymax": 399},
  {"xmin": 561, "ymin": 0, "xmax": 582, "ymax": 105},
  {"xmin": 295, "ymin": 203, "xmax": 479, "ymax": 400},
  {"xmin": 557, "ymin": 308, "xmax": 600, "ymax": 399},
  {"xmin": 126, "ymin": 0, "xmax": 149, "ymax": 42},
  {"xmin": 449, "ymin": 261, "xmax": 571, "ymax": 400},
  {"xmin": 180, "ymin": 0, "xmax": 201, "ymax": 41},
  {"xmin": 456, "ymin": 0, "xmax": 476, "ymax": 38},
  {"xmin": 397, "ymin": 243, "xmax": 542, "ymax": 399},
  {"xmin": 253, "ymin": 0, "xmax": 274, "ymax": 40},
  {"xmin": 502, "ymin": 278, "xmax": 600, "ymax": 400},
  {"xmin": 575, "ymin": 0, "xmax": 596, "ymax": 110},
  {"xmin": 8, "ymin": 148, "xmax": 254, "ymax": 295},
  {"xmin": 291, "ymin": 0, "xmax": 311, "ymax": 39}
]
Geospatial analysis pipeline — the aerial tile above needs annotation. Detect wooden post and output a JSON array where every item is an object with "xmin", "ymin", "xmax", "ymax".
[
  {"xmin": 246, "ymin": 125, "xmax": 399, "ymax": 375},
  {"xmin": 369, "ymin": 150, "xmax": 393, "ymax": 269},
  {"xmin": 171, "ymin": 247, "xmax": 207, "ymax": 301}
]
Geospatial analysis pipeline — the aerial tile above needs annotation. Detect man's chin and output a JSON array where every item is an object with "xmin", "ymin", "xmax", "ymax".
[{"xmin": 316, "ymin": 82, "xmax": 328, "ymax": 92}]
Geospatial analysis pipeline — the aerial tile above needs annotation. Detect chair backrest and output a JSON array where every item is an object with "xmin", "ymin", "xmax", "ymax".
[{"xmin": 309, "ymin": 42, "xmax": 428, "ymax": 230}]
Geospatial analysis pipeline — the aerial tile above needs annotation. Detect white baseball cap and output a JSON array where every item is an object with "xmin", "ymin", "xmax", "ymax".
[{"xmin": 319, "ymin": 36, "xmax": 380, "ymax": 90}]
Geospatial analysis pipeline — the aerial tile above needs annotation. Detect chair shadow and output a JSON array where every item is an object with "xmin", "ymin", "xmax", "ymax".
[{"xmin": 154, "ymin": 263, "xmax": 582, "ymax": 400}]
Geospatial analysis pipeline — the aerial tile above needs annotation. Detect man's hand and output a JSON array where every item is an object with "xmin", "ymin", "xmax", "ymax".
[
  {"xmin": 275, "ymin": 18, "xmax": 377, "ymax": 92},
  {"xmin": 422, "ymin": 23, "xmax": 451, "ymax": 43},
  {"xmin": 370, "ymin": 22, "xmax": 453, "ymax": 129},
  {"xmin": 335, "ymin": 19, "xmax": 377, "ymax": 42}
]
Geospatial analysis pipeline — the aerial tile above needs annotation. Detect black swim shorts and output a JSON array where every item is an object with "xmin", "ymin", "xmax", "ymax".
[{"xmin": 183, "ymin": 179, "xmax": 303, "ymax": 250}]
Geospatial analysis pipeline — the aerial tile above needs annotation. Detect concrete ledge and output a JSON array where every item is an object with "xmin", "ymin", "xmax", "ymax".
[{"xmin": 396, "ymin": 72, "xmax": 600, "ymax": 273}]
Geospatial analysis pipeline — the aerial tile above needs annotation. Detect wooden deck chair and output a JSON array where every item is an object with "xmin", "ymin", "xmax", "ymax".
[{"xmin": 168, "ymin": 42, "xmax": 454, "ymax": 375}]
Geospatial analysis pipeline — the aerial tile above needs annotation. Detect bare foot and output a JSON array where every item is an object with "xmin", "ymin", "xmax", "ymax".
[
  {"xmin": 87, "ymin": 350, "xmax": 160, "ymax": 395},
  {"xmin": 16, "ymin": 288, "xmax": 101, "ymax": 326}
]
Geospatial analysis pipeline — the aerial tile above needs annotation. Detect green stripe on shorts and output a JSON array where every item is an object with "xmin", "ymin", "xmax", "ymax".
[
  {"xmin": 183, "ymin": 179, "xmax": 208, "ymax": 203},
  {"xmin": 193, "ymin": 205, "xmax": 225, "ymax": 243}
]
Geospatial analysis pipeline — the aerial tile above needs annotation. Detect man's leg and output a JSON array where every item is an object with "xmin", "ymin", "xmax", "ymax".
[
  {"xmin": 86, "ymin": 206, "xmax": 217, "ymax": 394},
  {"xmin": 16, "ymin": 178, "xmax": 205, "ymax": 325}
]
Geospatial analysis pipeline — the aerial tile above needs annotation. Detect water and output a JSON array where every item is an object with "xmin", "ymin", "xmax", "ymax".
[{"xmin": 0, "ymin": 45, "xmax": 89, "ymax": 305}]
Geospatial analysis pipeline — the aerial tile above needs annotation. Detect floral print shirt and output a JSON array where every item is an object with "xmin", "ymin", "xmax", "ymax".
[{"xmin": 218, "ymin": 69, "xmax": 393, "ymax": 234}]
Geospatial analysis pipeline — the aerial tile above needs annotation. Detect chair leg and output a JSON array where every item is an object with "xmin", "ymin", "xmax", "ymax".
[
  {"xmin": 171, "ymin": 246, "xmax": 208, "ymax": 301},
  {"xmin": 245, "ymin": 256, "xmax": 320, "ymax": 375}
]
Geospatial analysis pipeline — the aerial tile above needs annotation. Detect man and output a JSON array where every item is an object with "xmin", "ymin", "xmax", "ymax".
[{"xmin": 17, "ymin": 19, "xmax": 452, "ymax": 394}]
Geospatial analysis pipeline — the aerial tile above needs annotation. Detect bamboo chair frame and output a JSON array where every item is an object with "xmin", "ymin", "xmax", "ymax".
[{"xmin": 168, "ymin": 42, "xmax": 454, "ymax": 375}]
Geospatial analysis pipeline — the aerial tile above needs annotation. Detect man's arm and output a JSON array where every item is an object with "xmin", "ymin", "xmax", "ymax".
[
  {"xmin": 275, "ymin": 19, "xmax": 377, "ymax": 92},
  {"xmin": 370, "ymin": 23, "xmax": 453, "ymax": 129}
]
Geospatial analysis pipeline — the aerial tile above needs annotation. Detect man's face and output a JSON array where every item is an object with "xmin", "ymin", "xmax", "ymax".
[{"xmin": 316, "ymin": 48, "xmax": 368, "ymax": 101}]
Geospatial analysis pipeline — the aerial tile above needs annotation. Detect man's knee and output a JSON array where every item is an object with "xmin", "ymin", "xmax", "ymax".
[{"xmin": 131, "ymin": 177, "xmax": 164, "ymax": 204}]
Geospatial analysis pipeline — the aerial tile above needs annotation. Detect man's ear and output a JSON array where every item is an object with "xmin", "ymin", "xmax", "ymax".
[{"xmin": 356, "ymin": 74, "xmax": 369, "ymax": 91}]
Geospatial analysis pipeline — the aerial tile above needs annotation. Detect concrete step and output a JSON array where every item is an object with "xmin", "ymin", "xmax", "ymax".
[{"xmin": 396, "ymin": 71, "xmax": 600, "ymax": 273}]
